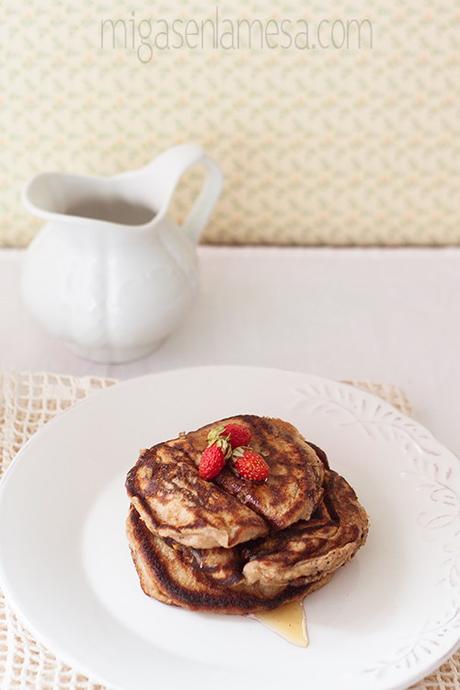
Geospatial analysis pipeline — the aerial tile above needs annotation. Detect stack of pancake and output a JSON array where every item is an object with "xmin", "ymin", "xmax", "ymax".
[{"xmin": 125, "ymin": 415, "xmax": 369, "ymax": 614}]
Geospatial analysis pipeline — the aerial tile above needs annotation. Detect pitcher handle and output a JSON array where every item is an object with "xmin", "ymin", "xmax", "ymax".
[{"xmin": 156, "ymin": 144, "xmax": 223, "ymax": 243}]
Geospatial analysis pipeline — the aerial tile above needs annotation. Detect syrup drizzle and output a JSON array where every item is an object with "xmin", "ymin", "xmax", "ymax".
[{"xmin": 254, "ymin": 600, "xmax": 308, "ymax": 647}]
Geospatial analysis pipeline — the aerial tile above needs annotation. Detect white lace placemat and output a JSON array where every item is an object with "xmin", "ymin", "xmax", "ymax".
[{"xmin": 0, "ymin": 371, "xmax": 458, "ymax": 690}]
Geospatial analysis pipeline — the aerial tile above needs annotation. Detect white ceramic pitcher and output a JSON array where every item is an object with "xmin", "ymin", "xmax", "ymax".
[{"xmin": 22, "ymin": 144, "xmax": 223, "ymax": 363}]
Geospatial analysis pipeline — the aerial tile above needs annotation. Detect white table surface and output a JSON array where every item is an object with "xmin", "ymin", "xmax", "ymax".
[{"xmin": 1, "ymin": 247, "xmax": 459, "ymax": 457}]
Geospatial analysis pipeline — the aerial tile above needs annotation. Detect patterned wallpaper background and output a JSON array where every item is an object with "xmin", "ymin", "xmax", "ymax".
[{"xmin": 2, "ymin": 0, "xmax": 459, "ymax": 246}]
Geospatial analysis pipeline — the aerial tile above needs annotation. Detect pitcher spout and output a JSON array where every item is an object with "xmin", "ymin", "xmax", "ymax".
[
  {"xmin": 23, "ymin": 171, "xmax": 157, "ymax": 228},
  {"xmin": 23, "ymin": 172, "xmax": 81, "ymax": 222}
]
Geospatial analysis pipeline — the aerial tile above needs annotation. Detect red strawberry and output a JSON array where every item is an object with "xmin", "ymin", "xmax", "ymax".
[
  {"xmin": 199, "ymin": 444, "xmax": 226, "ymax": 480},
  {"xmin": 223, "ymin": 423, "xmax": 251, "ymax": 449},
  {"xmin": 232, "ymin": 448, "xmax": 269, "ymax": 482}
]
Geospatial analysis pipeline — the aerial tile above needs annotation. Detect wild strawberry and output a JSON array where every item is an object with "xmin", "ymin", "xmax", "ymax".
[
  {"xmin": 199, "ymin": 444, "xmax": 226, "ymax": 480},
  {"xmin": 232, "ymin": 448, "xmax": 269, "ymax": 482},
  {"xmin": 207, "ymin": 422, "xmax": 251, "ymax": 449},
  {"xmin": 223, "ymin": 423, "xmax": 251, "ymax": 449}
]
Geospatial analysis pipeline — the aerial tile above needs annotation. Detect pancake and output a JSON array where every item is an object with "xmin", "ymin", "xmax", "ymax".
[
  {"xmin": 241, "ymin": 469, "xmax": 369, "ymax": 586},
  {"xmin": 126, "ymin": 468, "xmax": 368, "ymax": 614},
  {"xmin": 127, "ymin": 506, "xmax": 333, "ymax": 614},
  {"xmin": 126, "ymin": 444, "xmax": 267, "ymax": 548},
  {"xmin": 126, "ymin": 415, "xmax": 325, "ymax": 548}
]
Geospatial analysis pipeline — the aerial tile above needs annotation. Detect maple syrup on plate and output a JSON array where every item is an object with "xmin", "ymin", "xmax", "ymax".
[{"xmin": 254, "ymin": 600, "xmax": 308, "ymax": 647}]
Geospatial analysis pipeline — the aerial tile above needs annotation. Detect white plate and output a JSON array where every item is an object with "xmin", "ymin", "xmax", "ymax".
[{"xmin": 0, "ymin": 367, "xmax": 459, "ymax": 690}]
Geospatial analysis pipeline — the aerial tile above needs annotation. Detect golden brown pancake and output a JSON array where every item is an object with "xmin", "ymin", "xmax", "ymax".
[
  {"xmin": 127, "ymin": 506, "xmax": 333, "ymax": 613},
  {"xmin": 126, "ymin": 444, "xmax": 267, "ymax": 548},
  {"xmin": 126, "ymin": 466, "xmax": 369, "ymax": 614},
  {"xmin": 241, "ymin": 469, "xmax": 369, "ymax": 587},
  {"xmin": 126, "ymin": 415, "xmax": 325, "ymax": 548}
]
